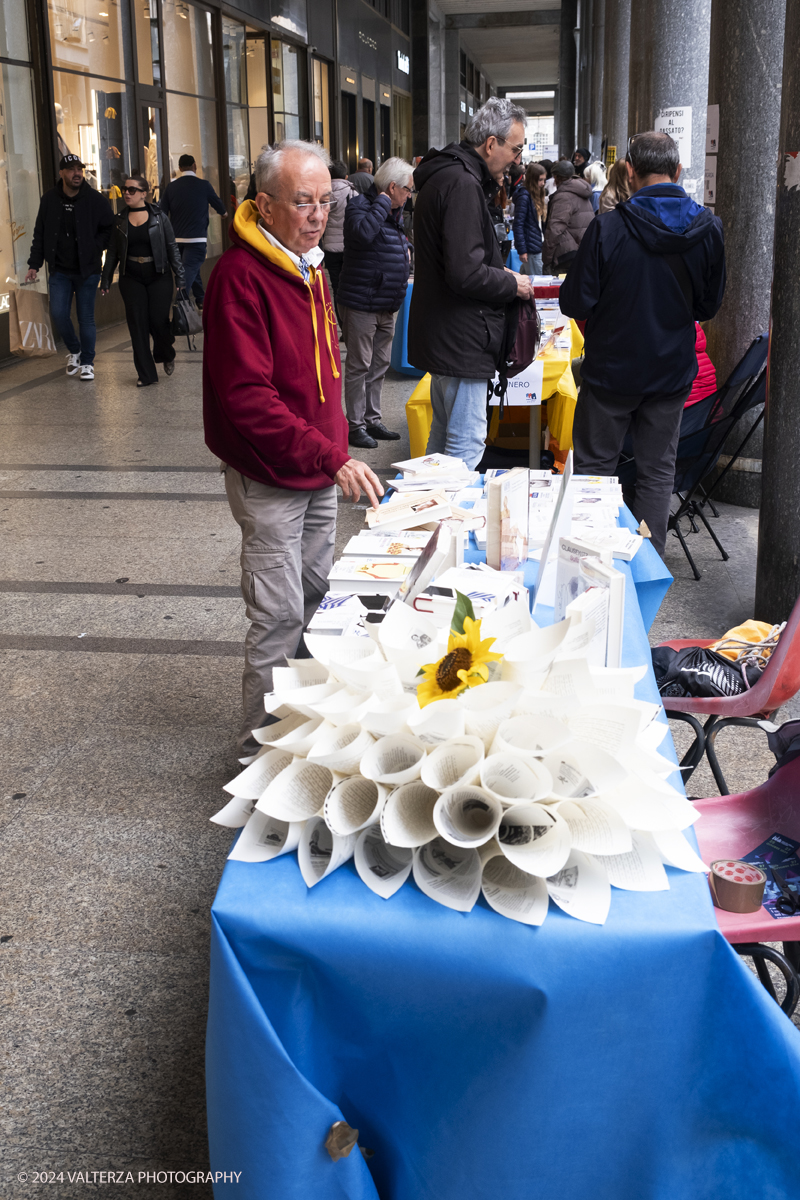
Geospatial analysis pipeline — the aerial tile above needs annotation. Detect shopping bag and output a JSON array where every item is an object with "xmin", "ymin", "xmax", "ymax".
[
  {"xmin": 171, "ymin": 289, "xmax": 203, "ymax": 337},
  {"xmin": 8, "ymin": 287, "xmax": 57, "ymax": 358}
]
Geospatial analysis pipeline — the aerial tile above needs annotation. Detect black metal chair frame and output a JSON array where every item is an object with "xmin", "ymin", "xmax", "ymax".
[
  {"xmin": 669, "ymin": 710, "xmax": 777, "ymax": 796},
  {"xmin": 734, "ymin": 943, "xmax": 800, "ymax": 1017}
]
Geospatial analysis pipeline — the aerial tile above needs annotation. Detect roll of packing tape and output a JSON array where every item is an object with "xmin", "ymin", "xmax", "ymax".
[{"xmin": 709, "ymin": 860, "xmax": 766, "ymax": 913}]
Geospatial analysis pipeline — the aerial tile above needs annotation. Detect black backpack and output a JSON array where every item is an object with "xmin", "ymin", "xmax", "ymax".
[{"xmin": 487, "ymin": 296, "xmax": 541, "ymax": 417}]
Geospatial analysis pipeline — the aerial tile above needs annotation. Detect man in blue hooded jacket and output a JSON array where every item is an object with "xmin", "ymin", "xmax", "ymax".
[{"xmin": 560, "ymin": 130, "xmax": 726, "ymax": 556}]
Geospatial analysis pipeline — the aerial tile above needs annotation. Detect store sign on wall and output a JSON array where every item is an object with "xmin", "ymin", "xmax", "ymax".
[
  {"xmin": 0, "ymin": 293, "xmax": 10, "ymax": 313},
  {"xmin": 397, "ymin": 51, "xmax": 409, "ymax": 74}
]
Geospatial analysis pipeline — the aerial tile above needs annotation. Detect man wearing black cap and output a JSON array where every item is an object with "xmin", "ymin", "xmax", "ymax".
[
  {"xmin": 159, "ymin": 155, "xmax": 227, "ymax": 310},
  {"xmin": 26, "ymin": 155, "xmax": 114, "ymax": 380}
]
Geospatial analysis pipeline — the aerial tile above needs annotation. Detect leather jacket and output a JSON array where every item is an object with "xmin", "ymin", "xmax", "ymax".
[{"xmin": 101, "ymin": 202, "xmax": 186, "ymax": 289}]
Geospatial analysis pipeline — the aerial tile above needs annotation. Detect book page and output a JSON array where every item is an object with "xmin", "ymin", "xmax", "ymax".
[
  {"xmin": 381, "ymin": 781, "xmax": 439, "ymax": 847},
  {"xmin": 420, "ymin": 735, "xmax": 484, "ymax": 790},
  {"xmin": 408, "ymin": 699, "xmax": 467, "ymax": 746},
  {"xmin": 491, "ymin": 713, "xmax": 571, "ymax": 760},
  {"xmin": 324, "ymin": 776, "xmax": 386, "ymax": 837},
  {"xmin": 223, "ymin": 747, "xmax": 294, "ymax": 800},
  {"xmin": 498, "ymin": 803, "xmax": 572, "ymax": 878},
  {"xmin": 360, "ymin": 733, "xmax": 426, "ymax": 784},
  {"xmin": 652, "ymin": 828, "xmax": 709, "ymax": 873},
  {"xmin": 307, "ymin": 723, "xmax": 376, "ymax": 776},
  {"xmin": 557, "ymin": 799, "xmax": 633, "ymax": 856},
  {"xmin": 355, "ymin": 824, "xmax": 413, "ymax": 898},
  {"xmin": 480, "ymin": 752, "xmax": 553, "ymax": 805},
  {"xmin": 413, "ymin": 838, "xmax": 482, "ymax": 912},
  {"xmin": 546, "ymin": 850, "xmax": 611, "ymax": 924},
  {"xmin": 433, "ymin": 786, "xmax": 503, "ymax": 848},
  {"xmin": 227, "ymin": 810, "xmax": 304, "ymax": 863},
  {"xmin": 256, "ymin": 759, "xmax": 334, "ymax": 822},
  {"xmin": 481, "ymin": 855, "xmax": 549, "ymax": 925},
  {"xmin": 210, "ymin": 794, "xmax": 255, "ymax": 829},
  {"xmin": 298, "ymin": 817, "xmax": 357, "ymax": 887},
  {"xmin": 602, "ymin": 831, "xmax": 670, "ymax": 891}
]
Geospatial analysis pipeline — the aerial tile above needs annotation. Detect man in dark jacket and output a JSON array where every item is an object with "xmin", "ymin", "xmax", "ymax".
[
  {"xmin": 408, "ymin": 97, "xmax": 533, "ymax": 468},
  {"xmin": 348, "ymin": 158, "xmax": 375, "ymax": 195},
  {"xmin": 542, "ymin": 161, "xmax": 594, "ymax": 274},
  {"xmin": 160, "ymin": 155, "xmax": 227, "ymax": 308},
  {"xmin": 338, "ymin": 157, "xmax": 414, "ymax": 447},
  {"xmin": 559, "ymin": 130, "xmax": 726, "ymax": 556},
  {"xmin": 25, "ymin": 154, "xmax": 114, "ymax": 380}
]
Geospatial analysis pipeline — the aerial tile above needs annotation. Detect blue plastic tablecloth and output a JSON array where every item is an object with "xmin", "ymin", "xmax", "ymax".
[{"xmin": 207, "ymin": 548, "xmax": 800, "ymax": 1200}]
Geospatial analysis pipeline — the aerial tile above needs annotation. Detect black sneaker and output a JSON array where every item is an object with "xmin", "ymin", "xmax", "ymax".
[
  {"xmin": 349, "ymin": 428, "xmax": 378, "ymax": 449},
  {"xmin": 164, "ymin": 359, "xmax": 175, "ymax": 376},
  {"xmin": 366, "ymin": 422, "xmax": 401, "ymax": 441}
]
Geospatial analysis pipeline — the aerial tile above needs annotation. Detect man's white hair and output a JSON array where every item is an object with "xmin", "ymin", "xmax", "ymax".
[
  {"xmin": 374, "ymin": 156, "xmax": 414, "ymax": 193},
  {"xmin": 255, "ymin": 140, "xmax": 331, "ymax": 196}
]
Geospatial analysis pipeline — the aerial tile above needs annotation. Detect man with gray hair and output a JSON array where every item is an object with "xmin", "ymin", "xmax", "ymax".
[
  {"xmin": 408, "ymin": 97, "xmax": 533, "ymax": 468},
  {"xmin": 337, "ymin": 156, "xmax": 414, "ymax": 447},
  {"xmin": 203, "ymin": 140, "xmax": 383, "ymax": 759}
]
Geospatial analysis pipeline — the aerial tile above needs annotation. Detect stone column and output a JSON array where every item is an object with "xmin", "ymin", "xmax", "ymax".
[
  {"xmin": 703, "ymin": 0, "xmax": 785, "ymax": 507},
  {"xmin": 576, "ymin": 0, "xmax": 593, "ymax": 151},
  {"xmin": 602, "ymin": 0, "xmax": 630, "ymax": 160},
  {"xmin": 558, "ymin": 0, "xmax": 578, "ymax": 158},
  {"xmin": 443, "ymin": 28, "xmax": 461, "ymax": 145},
  {"xmin": 755, "ymin": 0, "xmax": 800, "ymax": 623},
  {"xmin": 628, "ymin": 0, "xmax": 712, "ymax": 198},
  {"xmin": 589, "ymin": 0, "xmax": 605, "ymax": 156}
]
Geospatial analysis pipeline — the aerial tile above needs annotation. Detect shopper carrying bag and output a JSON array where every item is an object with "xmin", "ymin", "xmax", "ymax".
[{"xmin": 8, "ymin": 286, "xmax": 56, "ymax": 358}]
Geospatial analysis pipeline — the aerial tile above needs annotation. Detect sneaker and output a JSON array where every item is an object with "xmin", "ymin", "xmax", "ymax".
[
  {"xmin": 66, "ymin": 353, "xmax": 81, "ymax": 376},
  {"xmin": 348, "ymin": 428, "xmax": 378, "ymax": 449},
  {"xmin": 79, "ymin": 364, "xmax": 94, "ymax": 381},
  {"xmin": 366, "ymin": 421, "xmax": 401, "ymax": 441}
]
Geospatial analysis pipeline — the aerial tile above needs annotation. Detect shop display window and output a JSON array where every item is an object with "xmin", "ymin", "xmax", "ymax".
[
  {"xmin": 271, "ymin": 38, "xmax": 307, "ymax": 142},
  {"xmin": 246, "ymin": 31, "xmax": 270, "ymax": 168},
  {"xmin": 133, "ymin": 0, "xmax": 161, "ymax": 86},
  {"xmin": 48, "ymin": 0, "xmax": 131, "ymax": 83},
  {"xmin": 163, "ymin": 0, "xmax": 214, "ymax": 99},
  {"xmin": 164, "ymin": 91, "xmax": 221, "ymax": 253},
  {"xmin": 52, "ymin": 69, "xmax": 135, "ymax": 204},
  {"xmin": 312, "ymin": 58, "xmax": 330, "ymax": 151},
  {"xmin": 0, "ymin": 0, "xmax": 31, "ymax": 62},
  {"xmin": 0, "ymin": 63, "xmax": 44, "ymax": 304}
]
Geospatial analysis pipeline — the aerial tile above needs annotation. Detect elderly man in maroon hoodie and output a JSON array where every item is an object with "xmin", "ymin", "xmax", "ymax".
[{"xmin": 203, "ymin": 140, "xmax": 383, "ymax": 759}]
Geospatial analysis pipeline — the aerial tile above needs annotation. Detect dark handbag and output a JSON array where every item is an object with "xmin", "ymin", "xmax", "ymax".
[
  {"xmin": 651, "ymin": 645, "xmax": 763, "ymax": 699},
  {"xmin": 172, "ymin": 289, "xmax": 203, "ymax": 337},
  {"xmin": 487, "ymin": 296, "xmax": 541, "ymax": 417}
]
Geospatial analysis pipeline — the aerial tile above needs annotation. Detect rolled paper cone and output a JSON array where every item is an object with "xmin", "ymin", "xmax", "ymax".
[
  {"xmin": 359, "ymin": 695, "xmax": 419, "ymax": 737},
  {"xmin": 280, "ymin": 681, "xmax": 345, "ymax": 719},
  {"xmin": 378, "ymin": 599, "xmax": 438, "ymax": 667},
  {"xmin": 479, "ymin": 752, "xmax": 553, "ymax": 807},
  {"xmin": 555, "ymin": 798, "xmax": 633, "ymax": 856},
  {"xmin": 709, "ymin": 860, "xmax": 766, "ymax": 913},
  {"xmin": 298, "ymin": 816, "xmax": 357, "ymax": 887},
  {"xmin": 420, "ymin": 735, "xmax": 485, "ymax": 791},
  {"xmin": 307, "ymin": 722, "xmax": 375, "ymax": 776},
  {"xmin": 543, "ymin": 739, "xmax": 628, "ymax": 799},
  {"xmin": 500, "ymin": 622, "xmax": 572, "ymax": 684},
  {"xmin": 412, "ymin": 837, "xmax": 482, "ymax": 912},
  {"xmin": 307, "ymin": 687, "xmax": 371, "ymax": 727},
  {"xmin": 270, "ymin": 714, "xmax": 329, "ymax": 757},
  {"xmin": 210, "ymin": 794, "xmax": 254, "ymax": 828},
  {"xmin": 223, "ymin": 747, "xmax": 294, "ymax": 799},
  {"xmin": 460, "ymin": 682, "xmax": 522, "ymax": 751},
  {"xmin": 302, "ymin": 634, "xmax": 382, "ymax": 678},
  {"xmin": 407, "ymin": 698, "xmax": 466, "ymax": 746},
  {"xmin": 360, "ymin": 733, "xmax": 426, "ymax": 785},
  {"xmin": 512, "ymin": 690, "xmax": 573, "ymax": 722},
  {"xmin": 355, "ymin": 823, "xmax": 413, "ymax": 898},
  {"xmin": 334, "ymin": 658, "xmax": 404, "ymax": 698},
  {"xmin": 252, "ymin": 711, "xmax": 308, "ymax": 745},
  {"xmin": 227, "ymin": 810, "xmax": 304, "ymax": 862},
  {"xmin": 380, "ymin": 780, "xmax": 439, "ymax": 847},
  {"xmin": 324, "ymin": 777, "xmax": 387, "ymax": 837},
  {"xmin": 498, "ymin": 802, "xmax": 572, "ymax": 878},
  {"xmin": 273, "ymin": 662, "xmax": 329, "ymax": 691},
  {"xmin": 433, "ymin": 785, "xmax": 504, "ymax": 848},
  {"xmin": 546, "ymin": 849, "xmax": 611, "ymax": 925},
  {"xmin": 478, "ymin": 835, "xmax": 503, "ymax": 866},
  {"xmin": 481, "ymin": 855, "xmax": 549, "ymax": 926},
  {"xmin": 257, "ymin": 758, "xmax": 334, "ymax": 822},
  {"xmin": 490, "ymin": 714, "xmax": 571, "ymax": 760}
]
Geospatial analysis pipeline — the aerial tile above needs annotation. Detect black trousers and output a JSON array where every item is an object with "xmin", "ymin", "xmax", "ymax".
[
  {"xmin": 571, "ymin": 381, "xmax": 689, "ymax": 557},
  {"xmin": 119, "ymin": 265, "xmax": 175, "ymax": 385}
]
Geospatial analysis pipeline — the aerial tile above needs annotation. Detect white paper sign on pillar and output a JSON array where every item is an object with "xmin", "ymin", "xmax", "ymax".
[
  {"xmin": 654, "ymin": 106, "xmax": 692, "ymax": 169},
  {"xmin": 706, "ymin": 105, "xmax": 719, "ymax": 154},
  {"xmin": 704, "ymin": 156, "xmax": 717, "ymax": 207},
  {"xmin": 489, "ymin": 356, "xmax": 545, "ymax": 408}
]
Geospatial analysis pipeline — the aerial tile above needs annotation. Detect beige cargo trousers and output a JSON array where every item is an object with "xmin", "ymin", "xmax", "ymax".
[{"xmin": 223, "ymin": 465, "xmax": 337, "ymax": 756}]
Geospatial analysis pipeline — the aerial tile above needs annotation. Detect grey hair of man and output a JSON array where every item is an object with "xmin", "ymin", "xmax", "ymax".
[
  {"xmin": 255, "ymin": 139, "xmax": 332, "ymax": 196},
  {"xmin": 627, "ymin": 131, "xmax": 680, "ymax": 179},
  {"xmin": 463, "ymin": 97, "xmax": 528, "ymax": 148},
  {"xmin": 374, "ymin": 156, "xmax": 414, "ymax": 193}
]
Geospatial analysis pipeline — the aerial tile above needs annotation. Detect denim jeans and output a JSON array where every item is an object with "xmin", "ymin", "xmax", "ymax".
[
  {"xmin": 179, "ymin": 243, "xmax": 207, "ymax": 303},
  {"xmin": 49, "ymin": 271, "xmax": 101, "ymax": 364},
  {"xmin": 427, "ymin": 375, "xmax": 489, "ymax": 469},
  {"xmin": 520, "ymin": 252, "xmax": 543, "ymax": 276}
]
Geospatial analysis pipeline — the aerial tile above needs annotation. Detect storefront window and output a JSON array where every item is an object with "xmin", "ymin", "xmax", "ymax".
[
  {"xmin": 271, "ymin": 39, "xmax": 307, "ymax": 142},
  {"xmin": 0, "ymin": 0, "xmax": 31, "ymax": 62},
  {"xmin": 312, "ymin": 59, "xmax": 330, "ymax": 151},
  {"xmin": 223, "ymin": 17, "xmax": 246, "ymax": 105},
  {"xmin": 163, "ymin": 0, "xmax": 214, "ymax": 99},
  {"xmin": 52, "ymin": 70, "xmax": 134, "ymax": 201},
  {"xmin": 134, "ymin": 0, "xmax": 161, "ymax": 87},
  {"xmin": 48, "ymin": 0, "xmax": 131, "ymax": 82},
  {"xmin": 164, "ymin": 91, "xmax": 221, "ymax": 254},
  {"xmin": 227, "ymin": 106, "xmax": 249, "ymax": 203},
  {"xmin": 246, "ymin": 31, "xmax": 270, "ymax": 169},
  {"xmin": 0, "ymin": 63, "xmax": 43, "ymax": 298},
  {"xmin": 392, "ymin": 92, "xmax": 411, "ymax": 161},
  {"xmin": 223, "ymin": 17, "xmax": 248, "ymax": 203}
]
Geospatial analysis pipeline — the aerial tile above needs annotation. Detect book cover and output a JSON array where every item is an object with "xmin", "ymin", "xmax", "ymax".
[
  {"xmin": 741, "ymin": 832, "xmax": 800, "ymax": 919},
  {"xmin": 500, "ymin": 468, "xmax": 530, "ymax": 571},
  {"xmin": 345, "ymin": 533, "xmax": 428, "ymax": 559},
  {"xmin": 327, "ymin": 558, "xmax": 411, "ymax": 594}
]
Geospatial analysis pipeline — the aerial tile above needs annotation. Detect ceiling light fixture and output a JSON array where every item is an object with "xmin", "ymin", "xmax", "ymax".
[{"xmin": 506, "ymin": 90, "xmax": 555, "ymax": 99}]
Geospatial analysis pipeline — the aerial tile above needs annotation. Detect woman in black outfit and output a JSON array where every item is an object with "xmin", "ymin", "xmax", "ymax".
[{"xmin": 101, "ymin": 175, "xmax": 185, "ymax": 386}]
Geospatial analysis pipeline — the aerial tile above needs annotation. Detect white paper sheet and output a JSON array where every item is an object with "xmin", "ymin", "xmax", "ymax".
[
  {"xmin": 589, "ymin": 664, "xmax": 647, "ymax": 701},
  {"xmin": 556, "ymin": 798, "xmax": 633, "ymax": 856},
  {"xmin": 478, "ymin": 595, "xmax": 532, "ymax": 651},
  {"xmin": 307, "ymin": 687, "xmax": 372, "ymax": 728},
  {"xmin": 302, "ymin": 634, "xmax": 383, "ymax": 676},
  {"xmin": 433, "ymin": 785, "xmax": 504, "ymax": 848},
  {"xmin": 567, "ymin": 704, "xmax": 642, "ymax": 754},
  {"xmin": 461, "ymin": 681, "xmax": 522, "ymax": 750},
  {"xmin": 652, "ymin": 828, "xmax": 709, "ymax": 873},
  {"xmin": 412, "ymin": 837, "xmax": 482, "ymax": 912},
  {"xmin": 479, "ymin": 752, "xmax": 553, "ymax": 806},
  {"xmin": 298, "ymin": 816, "xmax": 357, "ymax": 887},
  {"xmin": 543, "ymin": 740, "xmax": 627, "ymax": 799},
  {"xmin": 251, "ymin": 710, "xmax": 309, "ymax": 745},
  {"xmin": 420, "ymin": 735, "xmax": 485, "ymax": 789},
  {"xmin": 546, "ymin": 850, "xmax": 611, "ymax": 924},
  {"xmin": 541, "ymin": 656, "xmax": 598, "ymax": 701},
  {"xmin": 306, "ymin": 722, "xmax": 375, "ymax": 775},
  {"xmin": 378, "ymin": 599, "xmax": 438, "ymax": 665},
  {"xmin": 380, "ymin": 780, "xmax": 439, "ymax": 847},
  {"xmin": 210, "ymin": 794, "xmax": 255, "ymax": 828},
  {"xmin": 270, "ymin": 714, "xmax": 329, "ymax": 757},
  {"xmin": 602, "ymin": 831, "xmax": 670, "ymax": 891},
  {"xmin": 359, "ymin": 694, "xmax": 420, "ymax": 737},
  {"xmin": 324, "ymin": 776, "xmax": 386, "ymax": 837},
  {"xmin": 256, "ymin": 758, "xmax": 334, "ymax": 822},
  {"xmin": 491, "ymin": 714, "xmax": 571, "ymax": 760},
  {"xmin": 355, "ymin": 823, "xmax": 413, "ymax": 898},
  {"xmin": 512, "ymin": 690, "xmax": 574, "ymax": 722},
  {"xmin": 273, "ymin": 661, "xmax": 329, "ymax": 691},
  {"xmin": 223, "ymin": 748, "xmax": 295, "ymax": 800},
  {"xmin": 498, "ymin": 802, "xmax": 572, "ymax": 878},
  {"xmin": 500, "ymin": 621, "xmax": 572, "ymax": 686},
  {"xmin": 481, "ymin": 855, "xmax": 549, "ymax": 925},
  {"xmin": 334, "ymin": 657, "xmax": 404, "ymax": 698},
  {"xmin": 360, "ymin": 733, "xmax": 426, "ymax": 784},
  {"xmin": 407, "ymin": 698, "xmax": 466, "ymax": 746},
  {"xmin": 603, "ymin": 776, "xmax": 700, "ymax": 832},
  {"xmin": 227, "ymin": 810, "xmax": 304, "ymax": 863}
]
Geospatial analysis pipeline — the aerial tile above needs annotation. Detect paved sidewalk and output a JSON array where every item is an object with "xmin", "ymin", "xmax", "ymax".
[{"xmin": 0, "ymin": 330, "xmax": 795, "ymax": 1196}]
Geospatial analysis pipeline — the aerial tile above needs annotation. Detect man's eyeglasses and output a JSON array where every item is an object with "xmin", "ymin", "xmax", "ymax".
[
  {"xmin": 123, "ymin": 186, "xmax": 146, "ymax": 194},
  {"xmin": 625, "ymin": 134, "xmax": 641, "ymax": 164},
  {"xmin": 266, "ymin": 193, "xmax": 332, "ymax": 213},
  {"xmin": 496, "ymin": 135, "xmax": 524, "ymax": 160}
]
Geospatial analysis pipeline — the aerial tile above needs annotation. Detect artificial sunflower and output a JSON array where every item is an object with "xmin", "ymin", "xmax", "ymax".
[{"xmin": 417, "ymin": 614, "xmax": 502, "ymax": 707}]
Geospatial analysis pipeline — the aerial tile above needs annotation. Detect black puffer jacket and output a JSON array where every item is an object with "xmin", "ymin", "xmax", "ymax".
[
  {"xmin": 408, "ymin": 142, "xmax": 517, "ymax": 378},
  {"xmin": 100, "ymin": 203, "xmax": 185, "ymax": 290},
  {"xmin": 337, "ymin": 186, "xmax": 410, "ymax": 313},
  {"xmin": 28, "ymin": 181, "xmax": 114, "ymax": 278}
]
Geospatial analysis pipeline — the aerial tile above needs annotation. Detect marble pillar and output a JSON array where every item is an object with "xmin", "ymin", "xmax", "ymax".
[
  {"xmin": 443, "ymin": 28, "xmax": 461, "ymax": 146},
  {"xmin": 602, "ymin": 0, "xmax": 630, "ymax": 160},
  {"xmin": 577, "ymin": 0, "xmax": 593, "ymax": 150},
  {"xmin": 628, "ymin": 0, "xmax": 712, "ymax": 198},
  {"xmin": 558, "ymin": 0, "xmax": 578, "ymax": 157},
  {"xmin": 704, "ymin": 0, "xmax": 785, "ymax": 507},
  {"xmin": 755, "ymin": 0, "xmax": 800, "ymax": 622},
  {"xmin": 590, "ymin": 0, "xmax": 605, "ymax": 156}
]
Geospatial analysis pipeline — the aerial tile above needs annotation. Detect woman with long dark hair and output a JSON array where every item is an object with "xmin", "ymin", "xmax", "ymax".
[
  {"xmin": 513, "ymin": 162, "xmax": 547, "ymax": 276},
  {"xmin": 101, "ymin": 175, "xmax": 185, "ymax": 386}
]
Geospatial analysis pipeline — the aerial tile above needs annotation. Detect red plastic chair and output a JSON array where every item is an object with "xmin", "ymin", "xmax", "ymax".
[
  {"xmin": 694, "ymin": 756, "xmax": 800, "ymax": 1015},
  {"xmin": 657, "ymin": 592, "xmax": 800, "ymax": 794}
]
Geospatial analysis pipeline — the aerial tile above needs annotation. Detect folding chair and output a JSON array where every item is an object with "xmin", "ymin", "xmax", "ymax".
[
  {"xmin": 618, "ymin": 332, "xmax": 769, "ymax": 579},
  {"xmin": 693, "ymin": 754, "xmax": 800, "ymax": 1017},
  {"xmin": 657, "ymin": 590, "xmax": 800, "ymax": 794}
]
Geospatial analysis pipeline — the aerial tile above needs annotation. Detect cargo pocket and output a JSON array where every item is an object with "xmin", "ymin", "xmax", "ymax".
[{"xmin": 241, "ymin": 549, "xmax": 288, "ymax": 623}]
